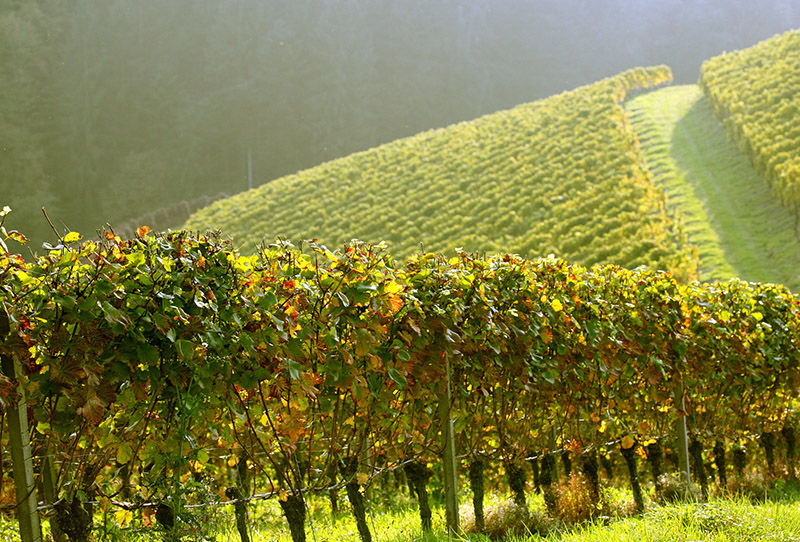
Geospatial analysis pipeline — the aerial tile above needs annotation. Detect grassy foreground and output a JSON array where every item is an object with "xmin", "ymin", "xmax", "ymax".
[
  {"xmin": 2, "ymin": 487, "xmax": 799, "ymax": 541},
  {"xmin": 529, "ymin": 499, "xmax": 800, "ymax": 542},
  {"xmin": 238, "ymin": 492, "xmax": 800, "ymax": 542},
  {"xmin": 625, "ymin": 84, "xmax": 800, "ymax": 291}
]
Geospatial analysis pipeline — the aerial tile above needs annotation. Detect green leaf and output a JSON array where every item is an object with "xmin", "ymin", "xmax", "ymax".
[
  {"xmin": 126, "ymin": 252, "xmax": 146, "ymax": 267},
  {"xmin": 153, "ymin": 312, "xmax": 171, "ymax": 333},
  {"xmin": 54, "ymin": 294, "xmax": 76, "ymax": 310},
  {"xmin": 387, "ymin": 367, "xmax": 407, "ymax": 389},
  {"xmin": 259, "ymin": 292, "xmax": 278, "ymax": 309},
  {"xmin": 117, "ymin": 443, "xmax": 133, "ymax": 465},
  {"xmin": 204, "ymin": 331, "xmax": 224, "ymax": 352},
  {"xmin": 176, "ymin": 339, "xmax": 195, "ymax": 360},
  {"xmin": 287, "ymin": 359, "xmax": 303, "ymax": 380},
  {"xmin": 136, "ymin": 344, "xmax": 159, "ymax": 365},
  {"xmin": 100, "ymin": 301, "xmax": 131, "ymax": 328}
]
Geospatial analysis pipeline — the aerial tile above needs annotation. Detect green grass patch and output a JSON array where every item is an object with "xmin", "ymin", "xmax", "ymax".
[
  {"xmin": 525, "ymin": 497, "xmax": 800, "ymax": 542},
  {"xmin": 9, "ymin": 486, "xmax": 800, "ymax": 541},
  {"xmin": 625, "ymin": 84, "xmax": 800, "ymax": 291}
]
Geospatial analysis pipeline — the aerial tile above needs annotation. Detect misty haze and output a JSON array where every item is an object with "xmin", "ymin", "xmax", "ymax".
[{"xmin": 2, "ymin": 0, "xmax": 800, "ymax": 250}]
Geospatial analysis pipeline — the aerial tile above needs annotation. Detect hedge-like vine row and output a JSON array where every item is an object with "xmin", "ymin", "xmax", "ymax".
[{"xmin": 1, "ymin": 227, "xmax": 798, "ymax": 540}]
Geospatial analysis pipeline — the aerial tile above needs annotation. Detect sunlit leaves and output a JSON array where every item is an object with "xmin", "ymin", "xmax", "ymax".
[{"xmin": 3, "ymin": 226, "xmax": 799, "ymax": 520}]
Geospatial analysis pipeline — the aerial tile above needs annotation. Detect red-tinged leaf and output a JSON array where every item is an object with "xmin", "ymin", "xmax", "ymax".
[
  {"xmin": 388, "ymin": 294, "xmax": 403, "ymax": 314},
  {"xmin": 6, "ymin": 231, "xmax": 27, "ymax": 244},
  {"xmin": 280, "ymin": 415, "xmax": 306, "ymax": 445},
  {"xmin": 79, "ymin": 393, "xmax": 106, "ymax": 425},
  {"xmin": 136, "ymin": 225, "xmax": 151, "ymax": 238},
  {"xmin": 0, "ymin": 374, "xmax": 14, "ymax": 402},
  {"xmin": 354, "ymin": 328, "xmax": 375, "ymax": 357}
]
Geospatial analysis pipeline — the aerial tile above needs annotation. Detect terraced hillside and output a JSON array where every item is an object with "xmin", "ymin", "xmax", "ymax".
[
  {"xmin": 700, "ymin": 29, "xmax": 800, "ymax": 225},
  {"xmin": 185, "ymin": 67, "xmax": 699, "ymax": 282},
  {"xmin": 626, "ymin": 85, "xmax": 800, "ymax": 291}
]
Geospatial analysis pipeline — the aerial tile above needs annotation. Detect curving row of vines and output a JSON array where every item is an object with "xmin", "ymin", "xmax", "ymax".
[
  {"xmin": 1, "ymin": 224, "xmax": 798, "ymax": 541},
  {"xmin": 700, "ymin": 29, "xmax": 800, "ymax": 231},
  {"xmin": 184, "ymin": 66, "xmax": 698, "ymax": 282}
]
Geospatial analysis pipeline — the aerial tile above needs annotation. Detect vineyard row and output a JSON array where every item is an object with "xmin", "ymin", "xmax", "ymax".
[{"xmin": 1, "ymin": 225, "xmax": 798, "ymax": 540}]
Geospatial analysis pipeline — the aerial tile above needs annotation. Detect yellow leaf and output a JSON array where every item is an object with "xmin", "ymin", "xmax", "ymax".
[
  {"xmin": 356, "ymin": 472, "xmax": 369, "ymax": 485},
  {"xmin": 63, "ymin": 231, "xmax": 82, "ymax": 243},
  {"xmin": 621, "ymin": 435, "xmax": 635, "ymax": 450},
  {"xmin": 551, "ymin": 299, "xmax": 563, "ymax": 312},
  {"xmin": 115, "ymin": 509, "xmax": 133, "ymax": 527},
  {"xmin": 383, "ymin": 280, "xmax": 403, "ymax": 294},
  {"xmin": 259, "ymin": 413, "xmax": 269, "ymax": 426}
]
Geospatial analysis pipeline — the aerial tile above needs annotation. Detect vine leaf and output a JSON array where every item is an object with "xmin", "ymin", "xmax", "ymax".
[{"xmin": 63, "ymin": 231, "xmax": 82, "ymax": 243}]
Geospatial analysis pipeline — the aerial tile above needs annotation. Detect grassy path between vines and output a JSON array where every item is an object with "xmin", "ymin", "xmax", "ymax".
[{"xmin": 625, "ymin": 84, "xmax": 800, "ymax": 291}]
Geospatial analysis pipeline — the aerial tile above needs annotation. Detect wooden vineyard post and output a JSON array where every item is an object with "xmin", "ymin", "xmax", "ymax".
[
  {"xmin": 438, "ymin": 355, "xmax": 459, "ymax": 534},
  {"xmin": 675, "ymin": 382, "xmax": 691, "ymax": 485},
  {"xmin": 0, "ymin": 307, "xmax": 42, "ymax": 542}
]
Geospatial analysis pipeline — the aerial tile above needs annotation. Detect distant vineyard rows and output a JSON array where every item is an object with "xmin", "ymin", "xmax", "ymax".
[
  {"xmin": 185, "ymin": 66, "xmax": 698, "ymax": 282},
  {"xmin": 1, "ymin": 227, "xmax": 797, "ymax": 536},
  {"xmin": 700, "ymin": 29, "xmax": 800, "ymax": 228}
]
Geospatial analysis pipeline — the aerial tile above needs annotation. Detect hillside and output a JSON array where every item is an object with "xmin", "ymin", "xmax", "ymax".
[
  {"xmin": 185, "ymin": 67, "xmax": 699, "ymax": 281},
  {"xmin": 626, "ymin": 85, "xmax": 800, "ymax": 291},
  {"xmin": 700, "ymin": 30, "xmax": 800, "ymax": 226}
]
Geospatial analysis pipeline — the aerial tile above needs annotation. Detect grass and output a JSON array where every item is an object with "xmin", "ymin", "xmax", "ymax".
[
  {"xmin": 156, "ymin": 488, "xmax": 800, "ymax": 542},
  {"xmin": 525, "ymin": 498, "xmax": 800, "ymax": 542},
  {"xmin": 625, "ymin": 84, "xmax": 800, "ymax": 291},
  {"xmin": 12, "ymin": 481, "xmax": 798, "ymax": 542}
]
